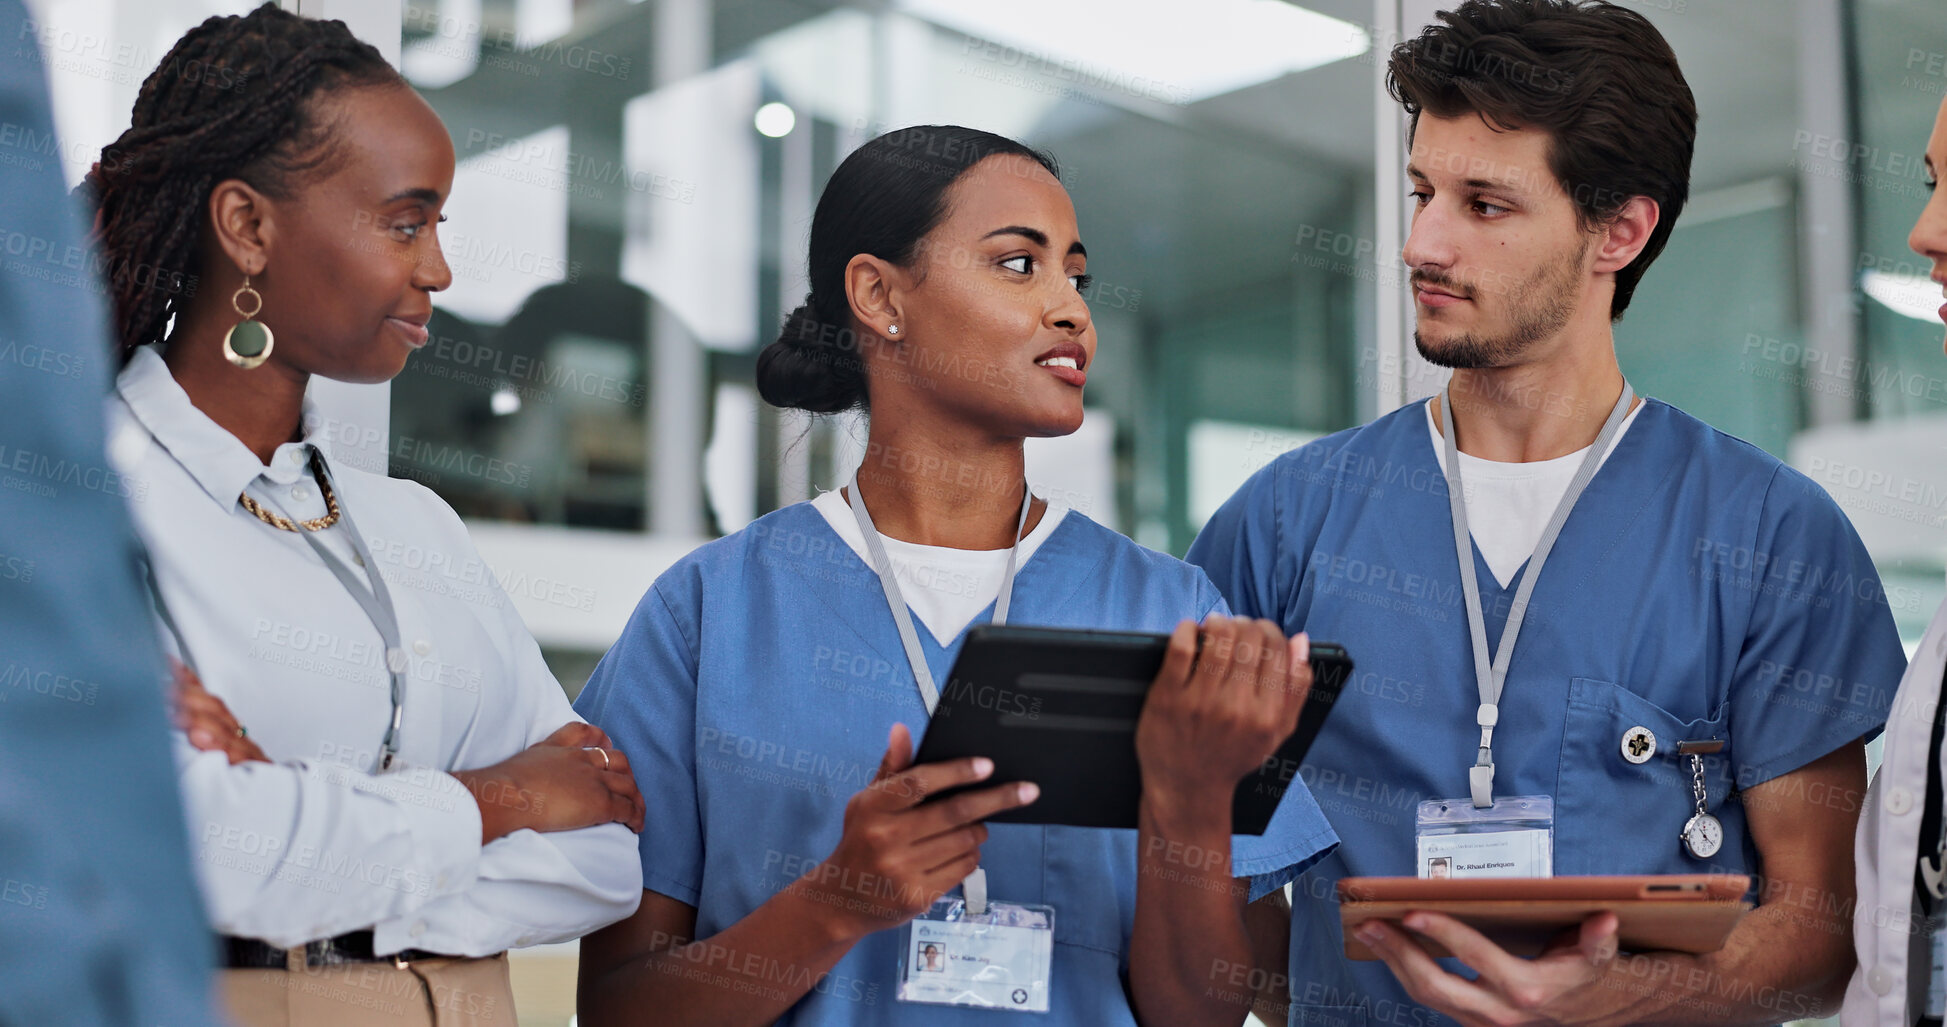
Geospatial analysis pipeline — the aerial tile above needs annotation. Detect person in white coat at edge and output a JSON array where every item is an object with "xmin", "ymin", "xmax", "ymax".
[
  {"xmin": 80, "ymin": 6, "xmax": 645, "ymax": 1024},
  {"xmin": 1847, "ymin": 90, "xmax": 1947, "ymax": 1027}
]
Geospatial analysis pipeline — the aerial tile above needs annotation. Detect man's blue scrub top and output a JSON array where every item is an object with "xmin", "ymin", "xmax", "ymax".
[
  {"xmin": 578, "ymin": 503, "xmax": 1339, "ymax": 1025},
  {"xmin": 1189, "ymin": 398, "xmax": 1906, "ymax": 1026}
]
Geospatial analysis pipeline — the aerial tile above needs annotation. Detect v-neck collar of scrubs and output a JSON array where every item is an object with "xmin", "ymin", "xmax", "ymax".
[
  {"xmin": 1410, "ymin": 396, "xmax": 1672, "ymax": 656},
  {"xmin": 791, "ymin": 497, "xmax": 1090, "ymax": 669},
  {"xmin": 810, "ymin": 488, "xmax": 1070, "ymax": 646}
]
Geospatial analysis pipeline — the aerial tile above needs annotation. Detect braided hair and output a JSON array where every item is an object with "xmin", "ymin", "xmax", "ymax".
[{"xmin": 78, "ymin": 2, "xmax": 403, "ymax": 363}]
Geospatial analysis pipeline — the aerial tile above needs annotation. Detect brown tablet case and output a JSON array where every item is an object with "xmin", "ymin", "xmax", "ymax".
[{"xmin": 1338, "ymin": 875, "xmax": 1752, "ymax": 960}]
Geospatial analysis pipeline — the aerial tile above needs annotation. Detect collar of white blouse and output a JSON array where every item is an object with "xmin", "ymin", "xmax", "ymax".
[
  {"xmin": 116, "ymin": 346, "xmax": 338, "ymax": 512},
  {"xmin": 117, "ymin": 346, "xmax": 408, "ymax": 772}
]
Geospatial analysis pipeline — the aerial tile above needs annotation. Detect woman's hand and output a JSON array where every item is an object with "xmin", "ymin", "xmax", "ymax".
[
  {"xmin": 1135, "ymin": 615, "xmax": 1311, "ymax": 806},
  {"xmin": 1124, "ymin": 619, "xmax": 1308, "ymax": 1027},
  {"xmin": 170, "ymin": 660, "xmax": 269, "ymax": 764},
  {"xmin": 795, "ymin": 723, "xmax": 1039, "ymax": 943},
  {"xmin": 452, "ymin": 722, "xmax": 647, "ymax": 843}
]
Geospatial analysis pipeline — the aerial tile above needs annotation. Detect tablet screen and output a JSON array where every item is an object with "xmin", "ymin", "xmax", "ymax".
[{"xmin": 912, "ymin": 625, "xmax": 1352, "ymax": 834}]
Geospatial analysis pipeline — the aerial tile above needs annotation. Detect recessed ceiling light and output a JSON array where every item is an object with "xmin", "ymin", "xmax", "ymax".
[
  {"xmin": 1863, "ymin": 269, "xmax": 1946, "ymax": 324},
  {"xmin": 754, "ymin": 101, "xmax": 797, "ymax": 138},
  {"xmin": 490, "ymin": 385, "xmax": 523, "ymax": 416}
]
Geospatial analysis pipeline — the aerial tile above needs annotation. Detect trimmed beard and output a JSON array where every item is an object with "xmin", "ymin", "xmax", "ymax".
[{"xmin": 1414, "ymin": 239, "xmax": 1590, "ymax": 369}]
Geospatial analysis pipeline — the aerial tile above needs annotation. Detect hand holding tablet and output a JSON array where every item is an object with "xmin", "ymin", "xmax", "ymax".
[
  {"xmin": 1133, "ymin": 618, "xmax": 1315, "ymax": 821},
  {"xmin": 912, "ymin": 623, "xmax": 1354, "ymax": 833},
  {"xmin": 1338, "ymin": 874, "xmax": 1752, "ymax": 961}
]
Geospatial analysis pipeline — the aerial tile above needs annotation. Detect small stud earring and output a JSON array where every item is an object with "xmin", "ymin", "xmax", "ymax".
[{"xmin": 887, "ymin": 324, "xmax": 900, "ymax": 336}]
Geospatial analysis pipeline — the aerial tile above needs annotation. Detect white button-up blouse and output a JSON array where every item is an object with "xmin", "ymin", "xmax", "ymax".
[
  {"xmin": 107, "ymin": 347, "xmax": 641, "ymax": 956},
  {"xmin": 1846, "ymin": 598, "xmax": 1947, "ymax": 1024}
]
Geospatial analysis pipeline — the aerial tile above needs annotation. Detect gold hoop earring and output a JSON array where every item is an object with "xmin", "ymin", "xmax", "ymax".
[{"xmin": 222, "ymin": 275, "xmax": 274, "ymax": 369}]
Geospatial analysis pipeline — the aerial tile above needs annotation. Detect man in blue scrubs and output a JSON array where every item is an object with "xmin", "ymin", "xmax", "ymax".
[{"xmin": 1191, "ymin": 2, "xmax": 1908, "ymax": 1023}]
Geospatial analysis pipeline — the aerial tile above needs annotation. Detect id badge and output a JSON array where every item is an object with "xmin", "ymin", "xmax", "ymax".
[
  {"xmin": 897, "ymin": 897, "xmax": 1055, "ymax": 1014},
  {"xmin": 1415, "ymin": 795, "xmax": 1553, "ymax": 878}
]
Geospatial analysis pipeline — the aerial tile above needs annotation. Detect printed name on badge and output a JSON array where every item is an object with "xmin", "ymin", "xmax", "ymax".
[
  {"xmin": 898, "ymin": 898, "xmax": 1055, "ymax": 1014},
  {"xmin": 1415, "ymin": 795, "xmax": 1554, "ymax": 879}
]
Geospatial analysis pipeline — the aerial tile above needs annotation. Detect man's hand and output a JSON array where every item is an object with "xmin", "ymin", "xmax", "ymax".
[
  {"xmin": 1355, "ymin": 911, "xmax": 1619, "ymax": 1027},
  {"xmin": 170, "ymin": 660, "xmax": 268, "ymax": 765},
  {"xmin": 1355, "ymin": 744, "xmax": 1864, "ymax": 1027}
]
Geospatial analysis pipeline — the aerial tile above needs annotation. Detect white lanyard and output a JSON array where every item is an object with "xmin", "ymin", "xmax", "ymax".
[
  {"xmin": 149, "ymin": 438, "xmax": 410, "ymax": 774},
  {"xmin": 844, "ymin": 472, "xmax": 1032, "ymax": 715},
  {"xmin": 845, "ymin": 471, "xmax": 1032, "ymax": 915},
  {"xmin": 1442, "ymin": 382, "xmax": 1634, "ymax": 808},
  {"xmin": 249, "ymin": 447, "xmax": 409, "ymax": 773}
]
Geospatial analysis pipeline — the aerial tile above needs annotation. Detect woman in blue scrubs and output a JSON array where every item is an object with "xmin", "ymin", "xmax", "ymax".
[{"xmin": 573, "ymin": 125, "xmax": 1338, "ymax": 1026}]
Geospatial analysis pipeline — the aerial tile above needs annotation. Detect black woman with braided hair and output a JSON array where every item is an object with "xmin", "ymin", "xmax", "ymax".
[{"xmin": 84, "ymin": 6, "xmax": 645, "ymax": 1024}]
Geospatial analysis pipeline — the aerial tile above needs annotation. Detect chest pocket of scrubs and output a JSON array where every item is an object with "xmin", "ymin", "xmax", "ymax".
[
  {"xmin": 1554, "ymin": 678, "xmax": 1736, "ymax": 876},
  {"xmin": 1036, "ymin": 826, "xmax": 1141, "ymax": 1025},
  {"xmin": 1041, "ymin": 826, "xmax": 1136, "ymax": 955}
]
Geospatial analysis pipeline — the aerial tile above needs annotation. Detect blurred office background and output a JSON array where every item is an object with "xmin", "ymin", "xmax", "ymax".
[{"xmin": 23, "ymin": 0, "xmax": 1947, "ymax": 1021}]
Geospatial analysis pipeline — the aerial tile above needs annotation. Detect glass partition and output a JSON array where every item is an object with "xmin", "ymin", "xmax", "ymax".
[
  {"xmin": 1840, "ymin": 0, "xmax": 1947, "ymax": 644},
  {"xmin": 395, "ymin": 0, "xmax": 1380, "ymax": 562}
]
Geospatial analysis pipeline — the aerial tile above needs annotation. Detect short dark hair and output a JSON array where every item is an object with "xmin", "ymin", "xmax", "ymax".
[
  {"xmin": 80, "ymin": 2, "xmax": 403, "ymax": 362},
  {"xmin": 1387, "ymin": 0, "xmax": 1697, "ymax": 320},
  {"xmin": 756, "ymin": 125, "xmax": 1058, "ymax": 414}
]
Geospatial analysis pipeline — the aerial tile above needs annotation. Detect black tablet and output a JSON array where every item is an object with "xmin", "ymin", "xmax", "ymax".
[{"xmin": 911, "ymin": 625, "xmax": 1352, "ymax": 834}]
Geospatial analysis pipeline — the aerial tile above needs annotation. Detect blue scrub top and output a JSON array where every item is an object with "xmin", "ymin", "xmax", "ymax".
[
  {"xmin": 578, "ymin": 502, "xmax": 1339, "ymax": 1025},
  {"xmin": 1188, "ymin": 399, "xmax": 1905, "ymax": 1027}
]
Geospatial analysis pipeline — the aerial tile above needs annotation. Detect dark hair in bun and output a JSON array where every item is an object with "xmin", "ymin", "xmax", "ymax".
[{"xmin": 756, "ymin": 125, "xmax": 1058, "ymax": 413}]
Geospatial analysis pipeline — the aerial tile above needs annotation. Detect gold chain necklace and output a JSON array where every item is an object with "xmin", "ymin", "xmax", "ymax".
[{"xmin": 239, "ymin": 450, "xmax": 342, "ymax": 532}]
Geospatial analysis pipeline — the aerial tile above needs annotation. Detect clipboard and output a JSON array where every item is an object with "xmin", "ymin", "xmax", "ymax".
[{"xmin": 1338, "ymin": 875, "xmax": 1752, "ymax": 960}]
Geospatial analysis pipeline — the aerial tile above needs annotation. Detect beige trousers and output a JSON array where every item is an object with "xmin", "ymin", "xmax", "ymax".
[{"xmin": 221, "ymin": 950, "xmax": 514, "ymax": 1027}]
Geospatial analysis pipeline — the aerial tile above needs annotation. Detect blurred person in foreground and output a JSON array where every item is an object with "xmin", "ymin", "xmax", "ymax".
[{"xmin": 0, "ymin": 0, "xmax": 216, "ymax": 1021}]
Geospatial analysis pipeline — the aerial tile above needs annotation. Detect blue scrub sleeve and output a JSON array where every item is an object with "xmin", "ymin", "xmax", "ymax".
[
  {"xmin": 1187, "ymin": 460, "xmax": 1291, "ymax": 622},
  {"xmin": 1234, "ymin": 816, "xmax": 1338, "ymax": 902},
  {"xmin": 1723, "ymin": 467, "xmax": 1905, "ymax": 789},
  {"xmin": 574, "ymin": 582, "xmax": 705, "ymax": 907}
]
